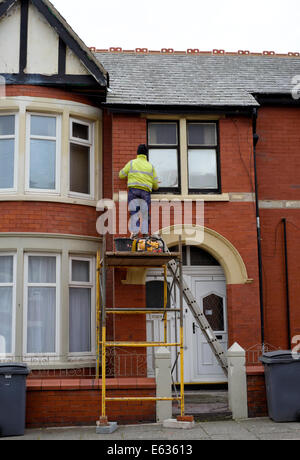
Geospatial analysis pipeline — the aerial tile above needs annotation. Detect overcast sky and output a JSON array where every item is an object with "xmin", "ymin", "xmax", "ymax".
[{"xmin": 51, "ymin": 0, "xmax": 300, "ymax": 54}]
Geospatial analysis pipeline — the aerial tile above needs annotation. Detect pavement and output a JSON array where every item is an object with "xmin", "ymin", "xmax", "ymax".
[
  {"xmin": 2, "ymin": 390, "xmax": 300, "ymax": 442},
  {"xmin": 2, "ymin": 418, "xmax": 300, "ymax": 441}
]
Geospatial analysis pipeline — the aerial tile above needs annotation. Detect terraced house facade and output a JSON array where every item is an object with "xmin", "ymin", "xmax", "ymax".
[{"xmin": 0, "ymin": 0, "xmax": 299, "ymax": 426}]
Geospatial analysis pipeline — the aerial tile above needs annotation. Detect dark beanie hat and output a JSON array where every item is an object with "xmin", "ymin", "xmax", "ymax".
[{"xmin": 137, "ymin": 144, "xmax": 148, "ymax": 156}]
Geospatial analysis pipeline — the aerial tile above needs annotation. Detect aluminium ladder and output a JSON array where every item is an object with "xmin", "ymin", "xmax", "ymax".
[{"xmin": 166, "ymin": 251, "xmax": 228, "ymax": 376}]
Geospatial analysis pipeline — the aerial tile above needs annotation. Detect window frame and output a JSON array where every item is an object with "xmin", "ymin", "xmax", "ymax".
[
  {"xmin": 0, "ymin": 253, "xmax": 16, "ymax": 357},
  {"xmin": 147, "ymin": 120, "xmax": 181, "ymax": 194},
  {"xmin": 0, "ymin": 113, "xmax": 18, "ymax": 193},
  {"xmin": 69, "ymin": 118, "xmax": 95, "ymax": 200},
  {"xmin": 68, "ymin": 255, "xmax": 95, "ymax": 356},
  {"xmin": 186, "ymin": 121, "xmax": 221, "ymax": 194},
  {"xmin": 25, "ymin": 112, "xmax": 61, "ymax": 195},
  {"xmin": 23, "ymin": 252, "xmax": 60, "ymax": 357}
]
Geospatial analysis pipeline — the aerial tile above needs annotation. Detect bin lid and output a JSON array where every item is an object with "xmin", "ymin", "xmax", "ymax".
[
  {"xmin": 0, "ymin": 363, "xmax": 30, "ymax": 375},
  {"xmin": 259, "ymin": 350, "xmax": 300, "ymax": 364}
]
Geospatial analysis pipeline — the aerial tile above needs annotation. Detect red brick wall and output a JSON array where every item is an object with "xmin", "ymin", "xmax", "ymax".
[
  {"xmin": 26, "ymin": 378, "xmax": 156, "ymax": 427},
  {"xmin": 112, "ymin": 268, "xmax": 147, "ymax": 376},
  {"xmin": 112, "ymin": 114, "xmax": 147, "ymax": 196},
  {"xmin": 0, "ymin": 201, "xmax": 99, "ymax": 236},
  {"xmin": 247, "ymin": 366, "xmax": 268, "ymax": 418},
  {"xmin": 6, "ymin": 85, "xmax": 98, "ymax": 106},
  {"xmin": 103, "ymin": 111, "xmax": 113, "ymax": 199},
  {"xmin": 256, "ymin": 107, "xmax": 300, "ymax": 349},
  {"xmin": 220, "ymin": 117, "xmax": 255, "ymax": 193},
  {"xmin": 106, "ymin": 111, "xmax": 262, "ymax": 353},
  {"xmin": 256, "ymin": 107, "xmax": 300, "ymax": 201}
]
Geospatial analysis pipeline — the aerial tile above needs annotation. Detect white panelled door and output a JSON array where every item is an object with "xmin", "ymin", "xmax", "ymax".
[{"xmin": 146, "ymin": 263, "xmax": 227, "ymax": 383}]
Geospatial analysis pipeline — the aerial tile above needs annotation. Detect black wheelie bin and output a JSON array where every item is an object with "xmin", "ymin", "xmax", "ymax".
[
  {"xmin": 260, "ymin": 350, "xmax": 300, "ymax": 422},
  {"xmin": 0, "ymin": 363, "xmax": 30, "ymax": 437}
]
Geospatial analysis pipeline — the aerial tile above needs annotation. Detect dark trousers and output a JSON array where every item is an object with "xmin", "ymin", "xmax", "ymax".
[{"xmin": 128, "ymin": 187, "xmax": 151, "ymax": 234}]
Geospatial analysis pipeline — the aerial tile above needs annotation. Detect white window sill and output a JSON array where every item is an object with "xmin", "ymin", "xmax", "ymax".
[
  {"xmin": 0, "ymin": 193, "xmax": 99, "ymax": 207},
  {"xmin": 151, "ymin": 193, "xmax": 229, "ymax": 202}
]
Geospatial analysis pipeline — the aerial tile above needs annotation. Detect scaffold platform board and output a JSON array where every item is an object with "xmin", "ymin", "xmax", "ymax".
[{"xmin": 105, "ymin": 251, "xmax": 180, "ymax": 267}]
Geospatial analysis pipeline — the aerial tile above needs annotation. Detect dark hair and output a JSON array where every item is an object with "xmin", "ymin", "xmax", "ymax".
[{"xmin": 137, "ymin": 144, "xmax": 148, "ymax": 156}]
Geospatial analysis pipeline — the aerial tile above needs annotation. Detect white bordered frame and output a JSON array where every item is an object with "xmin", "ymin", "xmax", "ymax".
[
  {"xmin": 0, "ymin": 113, "xmax": 18, "ymax": 193},
  {"xmin": 68, "ymin": 117, "xmax": 95, "ymax": 200},
  {"xmin": 0, "ymin": 252, "xmax": 17, "ymax": 357},
  {"xmin": 68, "ymin": 255, "xmax": 96, "ymax": 357},
  {"xmin": 23, "ymin": 252, "xmax": 61, "ymax": 358},
  {"xmin": 25, "ymin": 112, "xmax": 61, "ymax": 194}
]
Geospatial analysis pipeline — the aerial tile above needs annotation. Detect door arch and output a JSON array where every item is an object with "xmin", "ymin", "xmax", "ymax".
[{"xmin": 159, "ymin": 224, "xmax": 250, "ymax": 285}]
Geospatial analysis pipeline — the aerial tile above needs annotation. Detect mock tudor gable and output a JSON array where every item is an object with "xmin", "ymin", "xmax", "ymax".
[{"xmin": 0, "ymin": 0, "xmax": 108, "ymax": 101}]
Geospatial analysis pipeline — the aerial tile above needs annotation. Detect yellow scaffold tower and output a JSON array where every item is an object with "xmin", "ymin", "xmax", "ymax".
[{"xmin": 95, "ymin": 236, "xmax": 186, "ymax": 426}]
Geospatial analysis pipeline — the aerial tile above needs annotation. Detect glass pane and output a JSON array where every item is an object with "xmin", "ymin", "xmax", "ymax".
[
  {"xmin": 149, "ymin": 149, "xmax": 178, "ymax": 188},
  {"xmin": 188, "ymin": 149, "xmax": 218, "ymax": 189},
  {"xmin": 188, "ymin": 123, "xmax": 217, "ymax": 146},
  {"xmin": 70, "ymin": 143, "xmax": 90, "ymax": 194},
  {"xmin": 30, "ymin": 139, "xmax": 56, "ymax": 189},
  {"xmin": 203, "ymin": 294, "xmax": 224, "ymax": 331},
  {"xmin": 0, "ymin": 139, "xmax": 14, "ymax": 188},
  {"xmin": 0, "ymin": 286, "xmax": 12, "ymax": 354},
  {"xmin": 31, "ymin": 115, "xmax": 56, "ymax": 137},
  {"xmin": 148, "ymin": 123, "xmax": 177, "ymax": 145},
  {"xmin": 72, "ymin": 260, "xmax": 90, "ymax": 283},
  {"xmin": 146, "ymin": 281, "xmax": 170, "ymax": 308},
  {"xmin": 0, "ymin": 256, "xmax": 13, "ymax": 283},
  {"xmin": 28, "ymin": 256, "xmax": 56, "ymax": 283},
  {"xmin": 27, "ymin": 287, "xmax": 56, "ymax": 353},
  {"xmin": 169, "ymin": 245, "xmax": 187, "ymax": 265},
  {"xmin": 190, "ymin": 247, "xmax": 220, "ymax": 266},
  {"xmin": 72, "ymin": 122, "xmax": 89, "ymax": 141},
  {"xmin": 69, "ymin": 287, "xmax": 91, "ymax": 353},
  {"xmin": 0, "ymin": 115, "xmax": 15, "ymax": 136}
]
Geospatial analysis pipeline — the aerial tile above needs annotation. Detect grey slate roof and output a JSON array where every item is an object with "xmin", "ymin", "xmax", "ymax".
[{"xmin": 95, "ymin": 52, "xmax": 300, "ymax": 107}]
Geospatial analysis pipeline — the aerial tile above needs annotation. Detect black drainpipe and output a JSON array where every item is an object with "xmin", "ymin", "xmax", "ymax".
[
  {"xmin": 252, "ymin": 108, "xmax": 265, "ymax": 349},
  {"xmin": 282, "ymin": 218, "xmax": 291, "ymax": 348}
]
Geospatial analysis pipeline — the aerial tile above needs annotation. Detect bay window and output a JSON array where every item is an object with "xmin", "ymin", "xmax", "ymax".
[
  {"xmin": 0, "ymin": 254, "xmax": 15, "ymax": 355},
  {"xmin": 26, "ymin": 114, "xmax": 60, "ymax": 193},
  {"xmin": 69, "ymin": 256, "xmax": 94, "ymax": 354},
  {"xmin": 24, "ymin": 254, "xmax": 60, "ymax": 355},
  {"xmin": 69, "ymin": 118, "xmax": 94, "ymax": 198},
  {"xmin": 0, "ymin": 114, "xmax": 17, "ymax": 191}
]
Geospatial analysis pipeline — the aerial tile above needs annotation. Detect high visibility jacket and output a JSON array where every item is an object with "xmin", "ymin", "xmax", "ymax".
[{"xmin": 119, "ymin": 154, "xmax": 159, "ymax": 192}]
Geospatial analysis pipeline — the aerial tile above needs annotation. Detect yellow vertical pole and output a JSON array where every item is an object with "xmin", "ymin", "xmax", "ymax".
[
  {"xmin": 163, "ymin": 264, "xmax": 167, "ymax": 343},
  {"xmin": 96, "ymin": 250, "xmax": 101, "ymax": 379},
  {"xmin": 101, "ymin": 236, "xmax": 107, "ymax": 418},
  {"xmin": 179, "ymin": 236, "xmax": 184, "ymax": 416},
  {"xmin": 101, "ymin": 326, "xmax": 106, "ymax": 417}
]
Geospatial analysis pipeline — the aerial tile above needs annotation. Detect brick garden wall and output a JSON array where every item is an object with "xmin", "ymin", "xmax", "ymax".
[{"xmin": 26, "ymin": 378, "xmax": 156, "ymax": 428}]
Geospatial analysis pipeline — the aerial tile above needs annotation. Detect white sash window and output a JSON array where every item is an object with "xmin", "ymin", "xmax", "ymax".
[
  {"xmin": 24, "ymin": 254, "xmax": 60, "ymax": 355},
  {"xmin": 0, "ymin": 114, "xmax": 17, "ymax": 191},
  {"xmin": 69, "ymin": 256, "xmax": 95, "ymax": 354},
  {"xmin": 0, "ymin": 254, "xmax": 16, "ymax": 355}
]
